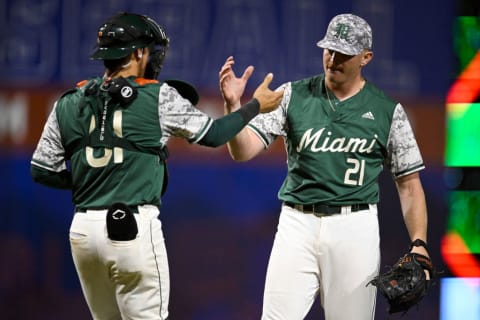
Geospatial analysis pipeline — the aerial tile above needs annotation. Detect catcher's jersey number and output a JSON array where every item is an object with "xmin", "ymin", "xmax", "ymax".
[
  {"xmin": 344, "ymin": 158, "xmax": 365, "ymax": 186},
  {"xmin": 86, "ymin": 110, "xmax": 124, "ymax": 167}
]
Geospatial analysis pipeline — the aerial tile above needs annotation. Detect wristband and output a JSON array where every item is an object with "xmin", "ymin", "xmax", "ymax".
[
  {"xmin": 236, "ymin": 98, "xmax": 260, "ymax": 124},
  {"xmin": 409, "ymin": 239, "xmax": 428, "ymax": 251}
]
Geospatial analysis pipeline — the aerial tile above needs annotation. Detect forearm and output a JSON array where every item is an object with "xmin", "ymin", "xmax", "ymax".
[
  {"xmin": 31, "ymin": 164, "xmax": 72, "ymax": 189},
  {"xmin": 223, "ymin": 101, "xmax": 263, "ymax": 161},
  {"xmin": 402, "ymin": 191, "xmax": 428, "ymax": 241},
  {"xmin": 396, "ymin": 173, "xmax": 429, "ymax": 254}
]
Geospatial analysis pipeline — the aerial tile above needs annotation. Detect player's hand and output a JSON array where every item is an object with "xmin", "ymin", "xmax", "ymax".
[
  {"xmin": 410, "ymin": 242, "xmax": 431, "ymax": 280},
  {"xmin": 253, "ymin": 73, "xmax": 284, "ymax": 113},
  {"xmin": 219, "ymin": 56, "xmax": 253, "ymax": 108}
]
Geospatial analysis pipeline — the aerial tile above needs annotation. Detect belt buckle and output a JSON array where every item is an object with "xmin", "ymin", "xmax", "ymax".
[
  {"xmin": 312, "ymin": 211, "xmax": 329, "ymax": 218},
  {"xmin": 294, "ymin": 204, "xmax": 304, "ymax": 212},
  {"xmin": 311, "ymin": 204, "xmax": 330, "ymax": 217}
]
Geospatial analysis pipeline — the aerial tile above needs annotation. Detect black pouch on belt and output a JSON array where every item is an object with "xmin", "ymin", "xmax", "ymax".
[{"xmin": 106, "ymin": 203, "xmax": 138, "ymax": 241}]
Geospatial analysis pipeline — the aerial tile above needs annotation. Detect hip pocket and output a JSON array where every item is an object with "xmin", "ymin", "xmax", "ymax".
[{"xmin": 106, "ymin": 203, "xmax": 138, "ymax": 241}]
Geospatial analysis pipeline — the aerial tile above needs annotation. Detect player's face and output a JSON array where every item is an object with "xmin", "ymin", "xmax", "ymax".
[{"xmin": 323, "ymin": 49, "xmax": 364, "ymax": 86}]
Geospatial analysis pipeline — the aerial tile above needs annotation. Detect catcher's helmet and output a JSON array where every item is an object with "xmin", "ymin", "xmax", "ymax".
[{"xmin": 91, "ymin": 12, "xmax": 169, "ymax": 78}]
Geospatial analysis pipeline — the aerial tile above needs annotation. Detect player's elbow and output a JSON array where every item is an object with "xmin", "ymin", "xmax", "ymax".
[
  {"xmin": 30, "ymin": 164, "xmax": 73, "ymax": 189},
  {"xmin": 227, "ymin": 147, "xmax": 256, "ymax": 162},
  {"xmin": 230, "ymin": 154, "xmax": 250, "ymax": 162},
  {"xmin": 30, "ymin": 164, "xmax": 45, "ymax": 183}
]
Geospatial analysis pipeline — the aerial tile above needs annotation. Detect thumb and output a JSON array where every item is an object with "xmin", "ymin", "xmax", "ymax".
[{"xmin": 260, "ymin": 73, "xmax": 274, "ymax": 89}]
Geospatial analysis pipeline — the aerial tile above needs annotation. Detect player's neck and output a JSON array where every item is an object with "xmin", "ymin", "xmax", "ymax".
[
  {"xmin": 105, "ymin": 60, "xmax": 142, "ymax": 79},
  {"xmin": 326, "ymin": 77, "xmax": 365, "ymax": 101}
]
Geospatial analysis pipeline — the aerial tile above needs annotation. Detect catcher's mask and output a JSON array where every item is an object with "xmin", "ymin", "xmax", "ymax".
[{"xmin": 91, "ymin": 12, "xmax": 169, "ymax": 79}]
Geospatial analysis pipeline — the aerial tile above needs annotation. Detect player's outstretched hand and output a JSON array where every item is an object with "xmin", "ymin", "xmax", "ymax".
[
  {"xmin": 219, "ymin": 56, "xmax": 253, "ymax": 107},
  {"xmin": 253, "ymin": 73, "xmax": 284, "ymax": 113}
]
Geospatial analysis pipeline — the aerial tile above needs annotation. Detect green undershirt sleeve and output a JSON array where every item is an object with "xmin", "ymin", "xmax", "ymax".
[
  {"xmin": 30, "ymin": 165, "xmax": 73, "ymax": 189},
  {"xmin": 198, "ymin": 98, "xmax": 260, "ymax": 147}
]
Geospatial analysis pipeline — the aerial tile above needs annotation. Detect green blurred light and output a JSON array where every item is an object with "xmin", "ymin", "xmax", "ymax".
[
  {"xmin": 454, "ymin": 16, "xmax": 480, "ymax": 71},
  {"xmin": 445, "ymin": 103, "xmax": 480, "ymax": 166},
  {"xmin": 447, "ymin": 191, "xmax": 480, "ymax": 253}
]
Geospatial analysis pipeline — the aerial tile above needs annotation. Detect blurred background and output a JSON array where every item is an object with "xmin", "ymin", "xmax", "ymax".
[{"xmin": 1, "ymin": 0, "xmax": 479, "ymax": 319}]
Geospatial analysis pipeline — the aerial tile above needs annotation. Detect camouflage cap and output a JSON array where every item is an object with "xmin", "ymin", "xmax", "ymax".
[{"xmin": 316, "ymin": 14, "xmax": 372, "ymax": 56}]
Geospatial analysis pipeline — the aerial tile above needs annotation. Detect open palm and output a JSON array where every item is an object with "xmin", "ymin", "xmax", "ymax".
[{"xmin": 219, "ymin": 56, "xmax": 254, "ymax": 106}]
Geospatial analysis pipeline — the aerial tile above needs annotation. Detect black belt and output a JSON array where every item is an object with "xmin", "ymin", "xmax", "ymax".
[
  {"xmin": 284, "ymin": 202, "xmax": 369, "ymax": 216},
  {"xmin": 75, "ymin": 205, "xmax": 140, "ymax": 214}
]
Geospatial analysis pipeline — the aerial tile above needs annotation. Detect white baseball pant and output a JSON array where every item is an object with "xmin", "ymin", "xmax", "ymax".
[
  {"xmin": 69, "ymin": 205, "xmax": 169, "ymax": 320},
  {"xmin": 262, "ymin": 204, "xmax": 380, "ymax": 320}
]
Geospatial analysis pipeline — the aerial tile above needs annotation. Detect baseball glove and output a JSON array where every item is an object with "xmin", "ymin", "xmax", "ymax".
[{"xmin": 368, "ymin": 240, "xmax": 434, "ymax": 314}]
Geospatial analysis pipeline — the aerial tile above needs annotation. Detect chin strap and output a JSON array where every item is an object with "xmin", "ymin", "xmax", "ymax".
[{"xmin": 144, "ymin": 47, "xmax": 167, "ymax": 80}]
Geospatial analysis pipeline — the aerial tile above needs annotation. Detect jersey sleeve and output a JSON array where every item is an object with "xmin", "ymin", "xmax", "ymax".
[
  {"xmin": 385, "ymin": 103, "xmax": 425, "ymax": 178},
  {"xmin": 31, "ymin": 101, "xmax": 69, "ymax": 172},
  {"xmin": 247, "ymin": 82, "xmax": 291, "ymax": 147},
  {"xmin": 157, "ymin": 83, "xmax": 213, "ymax": 144}
]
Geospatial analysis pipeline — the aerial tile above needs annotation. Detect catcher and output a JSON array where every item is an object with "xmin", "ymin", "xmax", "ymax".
[
  {"xmin": 30, "ymin": 11, "xmax": 282, "ymax": 320},
  {"xmin": 368, "ymin": 239, "xmax": 435, "ymax": 314}
]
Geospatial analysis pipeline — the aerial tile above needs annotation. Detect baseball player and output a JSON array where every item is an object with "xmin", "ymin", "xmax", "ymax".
[
  {"xmin": 219, "ymin": 14, "xmax": 430, "ymax": 320},
  {"xmin": 30, "ymin": 12, "xmax": 283, "ymax": 320}
]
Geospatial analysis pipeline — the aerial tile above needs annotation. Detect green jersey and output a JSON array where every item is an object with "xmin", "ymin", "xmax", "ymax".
[
  {"xmin": 31, "ymin": 77, "xmax": 213, "ymax": 208},
  {"xmin": 248, "ymin": 74, "xmax": 424, "ymax": 205}
]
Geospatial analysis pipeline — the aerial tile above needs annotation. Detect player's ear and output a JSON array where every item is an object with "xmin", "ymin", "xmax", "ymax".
[
  {"xmin": 360, "ymin": 50, "xmax": 373, "ymax": 67},
  {"xmin": 134, "ymin": 48, "xmax": 144, "ymax": 61}
]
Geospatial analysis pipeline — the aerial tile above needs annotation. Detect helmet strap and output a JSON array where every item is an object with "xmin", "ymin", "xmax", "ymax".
[
  {"xmin": 121, "ymin": 60, "xmax": 132, "ymax": 69},
  {"xmin": 144, "ymin": 50, "xmax": 166, "ymax": 80}
]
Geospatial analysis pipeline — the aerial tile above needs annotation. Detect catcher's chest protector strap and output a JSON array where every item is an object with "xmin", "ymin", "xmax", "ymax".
[
  {"xmin": 64, "ymin": 78, "xmax": 169, "ymax": 162},
  {"xmin": 64, "ymin": 78, "xmax": 170, "ymax": 196}
]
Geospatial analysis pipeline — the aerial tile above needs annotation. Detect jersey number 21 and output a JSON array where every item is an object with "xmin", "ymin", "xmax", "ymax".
[{"xmin": 344, "ymin": 158, "xmax": 365, "ymax": 186}]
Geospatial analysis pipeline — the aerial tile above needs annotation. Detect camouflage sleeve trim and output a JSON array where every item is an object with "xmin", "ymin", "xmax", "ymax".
[
  {"xmin": 386, "ymin": 103, "xmax": 425, "ymax": 177},
  {"xmin": 394, "ymin": 163, "xmax": 425, "ymax": 179},
  {"xmin": 158, "ymin": 83, "xmax": 212, "ymax": 144},
  {"xmin": 30, "ymin": 159, "xmax": 54, "ymax": 171},
  {"xmin": 31, "ymin": 102, "xmax": 68, "ymax": 173},
  {"xmin": 246, "ymin": 124, "xmax": 269, "ymax": 148},
  {"xmin": 190, "ymin": 117, "xmax": 214, "ymax": 144}
]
